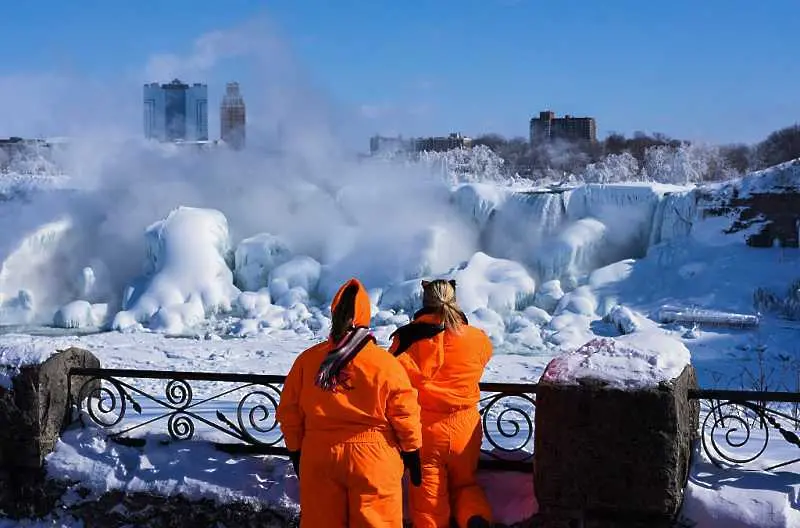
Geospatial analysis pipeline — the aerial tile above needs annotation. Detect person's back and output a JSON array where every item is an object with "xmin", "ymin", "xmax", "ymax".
[
  {"xmin": 393, "ymin": 309, "xmax": 491, "ymax": 414},
  {"xmin": 277, "ymin": 278, "xmax": 423, "ymax": 528},
  {"xmin": 389, "ymin": 279, "xmax": 493, "ymax": 528}
]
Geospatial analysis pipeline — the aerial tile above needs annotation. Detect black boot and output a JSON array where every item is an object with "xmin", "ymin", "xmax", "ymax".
[{"xmin": 466, "ymin": 515, "xmax": 492, "ymax": 528}]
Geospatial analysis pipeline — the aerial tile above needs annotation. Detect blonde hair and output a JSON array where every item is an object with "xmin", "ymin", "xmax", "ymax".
[{"xmin": 422, "ymin": 279, "xmax": 464, "ymax": 332}]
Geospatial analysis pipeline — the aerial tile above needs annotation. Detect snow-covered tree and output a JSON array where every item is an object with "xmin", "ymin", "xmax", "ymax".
[
  {"xmin": 580, "ymin": 152, "xmax": 640, "ymax": 183},
  {"xmin": 643, "ymin": 143, "xmax": 733, "ymax": 185}
]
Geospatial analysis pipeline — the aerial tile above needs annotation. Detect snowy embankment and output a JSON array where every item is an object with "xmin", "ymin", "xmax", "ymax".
[{"xmin": 0, "ymin": 156, "xmax": 798, "ymax": 526}]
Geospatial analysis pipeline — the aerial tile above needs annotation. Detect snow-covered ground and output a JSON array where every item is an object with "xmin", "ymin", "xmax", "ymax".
[{"xmin": 0, "ymin": 149, "xmax": 798, "ymax": 526}]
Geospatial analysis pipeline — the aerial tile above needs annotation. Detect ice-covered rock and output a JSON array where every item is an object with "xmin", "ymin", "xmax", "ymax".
[
  {"xmin": 233, "ymin": 234, "xmax": 293, "ymax": 292},
  {"xmin": 379, "ymin": 279, "xmax": 424, "ymax": 314},
  {"xmin": 53, "ymin": 300, "xmax": 108, "ymax": 329},
  {"xmin": 522, "ymin": 305, "xmax": 552, "ymax": 326},
  {"xmin": 111, "ymin": 207, "xmax": 240, "ymax": 334},
  {"xmin": 505, "ymin": 314, "xmax": 545, "ymax": 350},
  {"xmin": 0, "ymin": 289, "xmax": 35, "ymax": 325},
  {"xmin": 453, "ymin": 252, "xmax": 536, "ymax": 314},
  {"xmin": 555, "ymin": 286, "xmax": 597, "ymax": 317},
  {"xmin": 532, "ymin": 280, "xmax": 564, "ymax": 313},
  {"xmin": 267, "ymin": 256, "xmax": 321, "ymax": 303},
  {"xmin": 233, "ymin": 289, "xmax": 272, "ymax": 319},
  {"xmin": 603, "ymin": 305, "xmax": 640, "ymax": 335},
  {"xmin": 468, "ymin": 307, "xmax": 505, "ymax": 344}
]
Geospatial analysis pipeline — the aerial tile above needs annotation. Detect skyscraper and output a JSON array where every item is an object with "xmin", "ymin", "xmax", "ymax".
[
  {"xmin": 143, "ymin": 79, "xmax": 208, "ymax": 142},
  {"xmin": 220, "ymin": 82, "xmax": 246, "ymax": 150}
]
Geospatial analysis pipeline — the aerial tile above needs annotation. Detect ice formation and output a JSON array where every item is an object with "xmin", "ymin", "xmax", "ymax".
[{"xmin": 111, "ymin": 207, "xmax": 240, "ymax": 334}]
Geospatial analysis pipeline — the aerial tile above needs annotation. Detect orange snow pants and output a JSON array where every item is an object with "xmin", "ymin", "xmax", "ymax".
[
  {"xmin": 408, "ymin": 407, "xmax": 492, "ymax": 528},
  {"xmin": 299, "ymin": 431, "xmax": 405, "ymax": 528}
]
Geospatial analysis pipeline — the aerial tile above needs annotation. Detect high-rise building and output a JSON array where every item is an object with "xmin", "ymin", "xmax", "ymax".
[
  {"xmin": 143, "ymin": 79, "xmax": 208, "ymax": 142},
  {"xmin": 530, "ymin": 110, "xmax": 596, "ymax": 144},
  {"xmin": 220, "ymin": 82, "xmax": 246, "ymax": 150}
]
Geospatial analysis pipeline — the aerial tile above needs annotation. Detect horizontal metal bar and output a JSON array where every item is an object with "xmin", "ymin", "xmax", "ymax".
[
  {"xmin": 69, "ymin": 367, "xmax": 537, "ymax": 394},
  {"xmin": 69, "ymin": 367, "xmax": 287, "ymax": 385},
  {"xmin": 690, "ymin": 388, "xmax": 800, "ymax": 403}
]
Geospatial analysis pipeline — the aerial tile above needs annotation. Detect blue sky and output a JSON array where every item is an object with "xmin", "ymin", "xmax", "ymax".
[{"xmin": 1, "ymin": 0, "xmax": 799, "ymax": 146}]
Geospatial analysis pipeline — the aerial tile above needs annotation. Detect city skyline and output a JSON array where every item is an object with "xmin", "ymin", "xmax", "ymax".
[{"xmin": 0, "ymin": 2, "xmax": 798, "ymax": 146}]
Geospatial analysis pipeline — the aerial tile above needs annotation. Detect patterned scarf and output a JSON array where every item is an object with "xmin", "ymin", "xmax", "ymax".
[{"xmin": 315, "ymin": 326, "xmax": 374, "ymax": 391}]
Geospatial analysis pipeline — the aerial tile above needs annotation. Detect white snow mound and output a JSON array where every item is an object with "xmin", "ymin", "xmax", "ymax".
[
  {"xmin": 111, "ymin": 207, "xmax": 240, "ymax": 334},
  {"xmin": 452, "ymin": 252, "xmax": 536, "ymax": 314},
  {"xmin": 233, "ymin": 233, "xmax": 293, "ymax": 292},
  {"xmin": 53, "ymin": 300, "xmax": 108, "ymax": 329}
]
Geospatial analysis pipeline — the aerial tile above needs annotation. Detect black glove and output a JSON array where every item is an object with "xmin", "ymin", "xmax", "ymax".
[
  {"xmin": 400, "ymin": 449, "xmax": 422, "ymax": 487},
  {"xmin": 288, "ymin": 450, "xmax": 301, "ymax": 477}
]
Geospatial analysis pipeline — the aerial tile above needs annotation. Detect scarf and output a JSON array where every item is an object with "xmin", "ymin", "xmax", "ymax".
[{"xmin": 315, "ymin": 326, "xmax": 374, "ymax": 391}]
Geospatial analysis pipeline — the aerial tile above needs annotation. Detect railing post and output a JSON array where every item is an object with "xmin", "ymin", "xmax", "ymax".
[{"xmin": 533, "ymin": 338, "xmax": 699, "ymax": 527}]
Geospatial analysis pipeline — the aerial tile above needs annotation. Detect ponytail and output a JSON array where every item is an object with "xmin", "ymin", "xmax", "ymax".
[{"xmin": 421, "ymin": 279, "xmax": 464, "ymax": 333}]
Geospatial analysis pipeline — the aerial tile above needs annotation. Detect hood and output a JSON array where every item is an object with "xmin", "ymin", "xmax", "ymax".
[{"xmin": 330, "ymin": 277, "xmax": 372, "ymax": 328}]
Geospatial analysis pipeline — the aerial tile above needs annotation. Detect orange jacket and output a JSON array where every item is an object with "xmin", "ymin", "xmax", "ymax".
[
  {"xmin": 276, "ymin": 278, "xmax": 422, "ymax": 452},
  {"xmin": 390, "ymin": 310, "xmax": 493, "ymax": 414}
]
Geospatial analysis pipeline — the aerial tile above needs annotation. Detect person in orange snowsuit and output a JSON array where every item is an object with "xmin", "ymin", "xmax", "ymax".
[
  {"xmin": 276, "ymin": 278, "xmax": 423, "ymax": 528},
  {"xmin": 389, "ymin": 279, "xmax": 493, "ymax": 528}
]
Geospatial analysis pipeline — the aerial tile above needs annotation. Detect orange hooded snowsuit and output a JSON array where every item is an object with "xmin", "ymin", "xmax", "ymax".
[
  {"xmin": 389, "ymin": 309, "xmax": 493, "ymax": 528},
  {"xmin": 276, "ymin": 278, "xmax": 422, "ymax": 528}
]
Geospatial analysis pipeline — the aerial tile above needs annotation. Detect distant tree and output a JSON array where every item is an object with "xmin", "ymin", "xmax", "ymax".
[
  {"xmin": 755, "ymin": 124, "xmax": 800, "ymax": 168},
  {"xmin": 472, "ymin": 134, "xmax": 507, "ymax": 152},
  {"xmin": 603, "ymin": 133, "xmax": 627, "ymax": 156},
  {"xmin": 719, "ymin": 144, "xmax": 752, "ymax": 174}
]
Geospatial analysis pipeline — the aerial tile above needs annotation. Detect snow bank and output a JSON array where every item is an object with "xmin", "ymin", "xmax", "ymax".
[
  {"xmin": 682, "ymin": 447, "xmax": 800, "ymax": 527},
  {"xmin": 452, "ymin": 252, "xmax": 536, "ymax": 314},
  {"xmin": 541, "ymin": 333, "xmax": 691, "ymax": 389},
  {"xmin": 47, "ymin": 426, "xmax": 299, "ymax": 518},
  {"xmin": 233, "ymin": 234, "xmax": 292, "ymax": 292},
  {"xmin": 111, "ymin": 207, "xmax": 240, "ymax": 334}
]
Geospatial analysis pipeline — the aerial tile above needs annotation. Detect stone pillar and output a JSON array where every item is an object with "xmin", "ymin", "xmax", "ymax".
[
  {"xmin": 533, "ymin": 337, "xmax": 699, "ymax": 528},
  {"xmin": 0, "ymin": 347, "xmax": 99, "ymax": 517}
]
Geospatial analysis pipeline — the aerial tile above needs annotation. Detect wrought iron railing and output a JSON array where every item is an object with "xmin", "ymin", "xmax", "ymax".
[
  {"xmin": 689, "ymin": 389, "xmax": 800, "ymax": 472},
  {"xmin": 66, "ymin": 368, "xmax": 537, "ymax": 473}
]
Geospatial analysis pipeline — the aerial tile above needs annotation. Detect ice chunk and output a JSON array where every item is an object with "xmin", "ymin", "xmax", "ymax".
[
  {"xmin": 522, "ymin": 305, "xmax": 552, "ymax": 326},
  {"xmin": 554, "ymin": 286, "xmax": 597, "ymax": 317},
  {"xmin": 233, "ymin": 234, "xmax": 293, "ymax": 292},
  {"xmin": 532, "ymin": 280, "xmax": 564, "ymax": 313},
  {"xmin": 468, "ymin": 307, "xmax": 505, "ymax": 344},
  {"xmin": 111, "ymin": 207, "xmax": 240, "ymax": 334},
  {"xmin": 268, "ymin": 256, "xmax": 321, "ymax": 301},
  {"xmin": 453, "ymin": 252, "xmax": 536, "ymax": 314},
  {"xmin": 53, "ymin": 300, "xmax": 109, "ymax": 329},
  {"xmin": 603, "ymin": 305, "xmax": 640, "ymax": 335},
  {"xmin": 379, "ymin": 279, "xmax": 424, "ymax": 314},
  {"xmin": 233, "ymin": 289, "xmax": 272, "ymax": 319}
]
